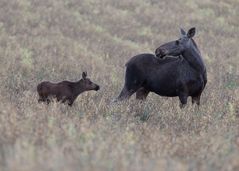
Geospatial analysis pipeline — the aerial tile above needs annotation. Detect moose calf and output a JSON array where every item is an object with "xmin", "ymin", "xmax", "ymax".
[{"xmin": 37, "ymin": 72, "xmax": 100, "ymax": 106}]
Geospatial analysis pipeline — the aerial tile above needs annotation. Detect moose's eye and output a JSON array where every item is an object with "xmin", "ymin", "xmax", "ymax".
[{"xmin": 175, "ymin": 40, "xmax": 180, "ymax": 45}]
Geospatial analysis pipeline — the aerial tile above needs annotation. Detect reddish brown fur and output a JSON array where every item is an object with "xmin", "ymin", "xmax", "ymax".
[{"xmin": 37, "ymin": 72, "xmax": 100, "ymax": 106}]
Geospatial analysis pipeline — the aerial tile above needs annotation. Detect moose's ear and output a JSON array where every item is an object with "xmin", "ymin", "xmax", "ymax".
[
  {"xmin": 187, "ymin": 27, "xmax": 196, "ymax": 38},
  {"xmin": 180, "ymin": 28, "xmax": 186, "ymax": 36},
  {"xmin": 82, "ymin": 72, "xmax": 87, "ymax": 79}
]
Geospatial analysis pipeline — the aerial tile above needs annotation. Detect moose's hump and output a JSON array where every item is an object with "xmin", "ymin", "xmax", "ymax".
[
  {"xmin": 126, "ymin": 53, "xmax": 180, "ymax": 67},
  {"xmin": 126, "ymin": 53, "xmax": 157, "ymax": 66}
]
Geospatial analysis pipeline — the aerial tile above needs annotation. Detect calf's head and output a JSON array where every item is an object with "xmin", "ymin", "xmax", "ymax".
[
  {"xmin": 80, "ymin": 72, "xmax": 100, "ymax": 91},
  {"xmin": 155, "ymin": 27, "xmax": 196, "ymax": 58}
]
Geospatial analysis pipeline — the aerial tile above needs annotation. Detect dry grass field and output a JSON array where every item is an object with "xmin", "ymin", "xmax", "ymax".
[{"xmin": 0, "ymin": 0, "xmax": 239, "ymax": 170}]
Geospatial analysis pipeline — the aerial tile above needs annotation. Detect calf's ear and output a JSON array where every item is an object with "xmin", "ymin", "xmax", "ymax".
[{"xmin": 82, "ymin": 72, "xmax": 87, "ymax": 79}]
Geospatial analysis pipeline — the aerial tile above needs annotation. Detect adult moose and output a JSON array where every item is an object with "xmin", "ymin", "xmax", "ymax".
[
  {"xmin": 37, "ymin": 72, "xmax": 100, "ymax": 106},
  {"xmin": 116, "ymin": 27, "xmax": 207, "ymax": 108}
]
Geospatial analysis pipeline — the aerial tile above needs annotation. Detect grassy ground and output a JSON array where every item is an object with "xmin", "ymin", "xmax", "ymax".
[{"xmin": 0, "ymin": 0, "xmax": 239, "ymax": 170}]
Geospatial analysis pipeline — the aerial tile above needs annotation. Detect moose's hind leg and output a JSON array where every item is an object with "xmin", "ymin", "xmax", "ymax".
[
  {"xmin": 116, "ymin": 86, "xmax": 137, "ymax": 101},
  {"xmin": 136, "ymin": 87, "xmax": 149, "ymax": 100},
  {"xmin": 179, "ymin": 93, "xmax": 188, "ymax": 108},
  {"xmin": 116, "ymin": 65, "xmax": 144, "ymax": 101},
  {"xmin": 192, "ymin": 94, "xmax": 201, "ymax": 111},
  {"xmin": 116, "ymin": 82, "xmax": 142, "ymax": 101}
]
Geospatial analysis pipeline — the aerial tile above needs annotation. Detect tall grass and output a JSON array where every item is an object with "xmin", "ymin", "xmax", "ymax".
[{"xmin": 0, "ymin": 0, "xmax": 238, "ymax": 170}]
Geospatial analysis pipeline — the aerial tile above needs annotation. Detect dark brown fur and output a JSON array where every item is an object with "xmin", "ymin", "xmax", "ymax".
[
  {"xmin": 37, "ymin": 72, "xmax": 100, "ymax": 106},
  {"xmin": 116, "ymin": 28, "xmax": 207, "ymax": 108}
]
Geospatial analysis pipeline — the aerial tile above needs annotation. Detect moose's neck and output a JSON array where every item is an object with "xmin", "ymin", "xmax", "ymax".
[
  {"xmin": 182, "ymin": 44, "xmax": 205, "ymax": 73},
  {"xmin": 73, "ymin": 82, "xmax": 85, "ymax": 96}
]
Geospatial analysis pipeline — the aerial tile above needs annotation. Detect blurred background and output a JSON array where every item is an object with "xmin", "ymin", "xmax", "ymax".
[{"xmin": 0, "ymin": 0, "xmax": 238, "ymax": 170}]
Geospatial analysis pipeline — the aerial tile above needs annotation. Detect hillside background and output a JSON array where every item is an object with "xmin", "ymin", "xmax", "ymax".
[{"xmin": 0, "ymin": 0, "xmax": 239, "ymax": 170}]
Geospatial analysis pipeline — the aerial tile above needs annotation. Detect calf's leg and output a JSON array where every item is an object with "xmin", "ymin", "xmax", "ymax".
[{"xmin": 38, "ymin": 94, "xmax": 49, "ymax": 104}]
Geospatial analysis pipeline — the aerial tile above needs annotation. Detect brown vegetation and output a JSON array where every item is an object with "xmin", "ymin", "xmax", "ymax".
[{"xmin": 0, "ymin": 0, "xmax": 238, "ymax": 171}]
